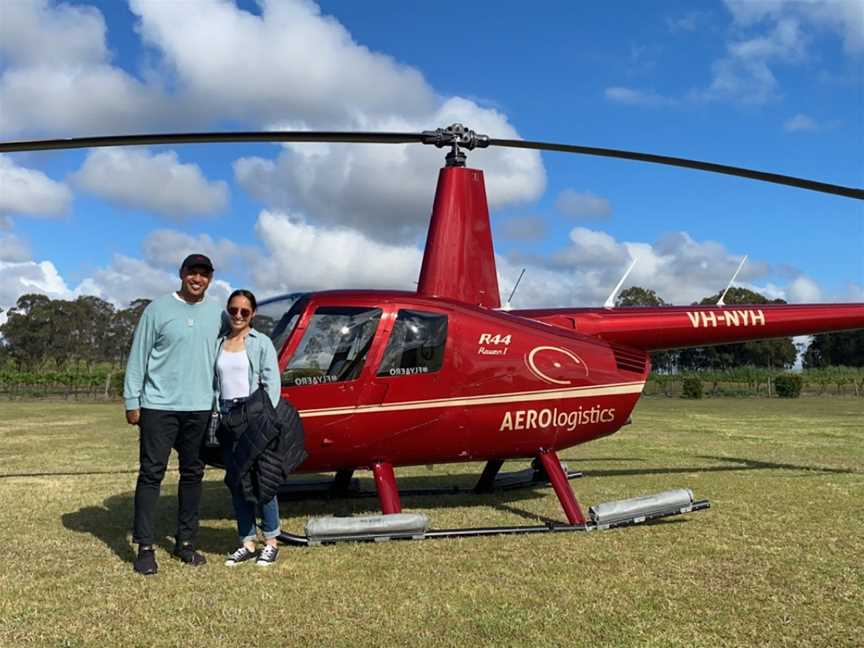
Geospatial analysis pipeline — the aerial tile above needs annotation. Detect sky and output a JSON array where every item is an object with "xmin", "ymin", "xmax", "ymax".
[{"xmin": 0, "ymin": 0, "xmax": 862, "ymax": 320}]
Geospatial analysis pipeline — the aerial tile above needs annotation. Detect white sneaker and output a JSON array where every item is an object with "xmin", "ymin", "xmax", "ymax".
[
  {"xmin": 225, "ymin": 546, "xmax": 256, "ymax": 566},
  {"xmin": 256, "ymin": 545, "xmax": 278, "ymax": 566}
]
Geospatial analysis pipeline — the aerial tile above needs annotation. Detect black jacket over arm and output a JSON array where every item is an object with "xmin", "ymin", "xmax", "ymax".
[{"xmin": 221, "ymin": 388, "xmax": 308, "ymax": 504}]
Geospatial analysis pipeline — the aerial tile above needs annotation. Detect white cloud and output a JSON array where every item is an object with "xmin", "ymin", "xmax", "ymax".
[
  {"xmin": 0, "ymin": 155, "xmax": 72, "ymax": 217},
  {"xmin": 505, "ymin": 228, "xmax": 785, "ymax": 307},
  {"xmin": 724, "ymin": 0, "xmax": 864, "ymax": 54},
  {"xmin": 73, "ymin": 254, "xmax": 232, "ymax": 309},
  {"xmin": 497, "ymin": 216, "xmax": 546, "ymax": 241},
  {"xmin": 0, "ymin": 259, "xmax": 73, "ymax": 314},
  {"xmin": 787, "ymin": 275, "xmax": 823, "ymax": 302},
  {"xmin": 235, "ymin": 98, "xmax": 545, "ymax": 242},
  {"xmin": 2, "ymin": 1, "xmax": 544, "ymax": 242},
  {"xmin": 698, "ymin": 1, "xmax": 863, "ymax": 104},
  {"xmin": 555, "ymin": 190, "xmax": 613, "ymax": 219},
  {"xmin": 72, "ymin": 149, "xmax": 228, "ymax": 218},
  {"xmin": 0, "ymin": 0, "xmax": 175, "ymax": 137},
  {"xmin": 251, "ymin": 210, "xmax": 422, "ymax": 293},
  {"xmin": 244, "ymin": 217, "xmax": 830, "ymax": 309},
  {"xmin": 667, "ymin": 11, "xmax": 711, "ymax": 33},
  {"xmin": 141, "ymin": 229, "xmax": 256, "ymax": 274},
  {"xmin": 698, "ymin": 18, "xmax": 808, "ymax": 104},
  {"xmin": 845, "ymin": 282, "xmax": 864, "ymax": 301},
  {"xmin": 0, "ymin": 233, "xmax": 31, "ymax": 263},
  {"xmin": 784, "ymin": 113, "xmax": 819, "ymax": 132},
  {"xmin": 129, "ymin": 0, "xmax": 437, "ymax": 126},
  {"xmin": 604, "ymin": 86, "xmax": 675, "ymax": 107},
  {"xmin": 0, "ymin": 0, "xmax": 107, "ymax": 67}
]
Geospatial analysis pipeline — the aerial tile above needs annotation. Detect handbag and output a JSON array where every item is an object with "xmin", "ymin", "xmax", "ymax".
[{"xmin": 204, "ymin": 397, "xmax": 221, "ymax": 448}]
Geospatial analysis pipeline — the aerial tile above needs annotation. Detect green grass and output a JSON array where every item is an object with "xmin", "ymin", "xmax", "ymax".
[{"xmin": 0, "ymin": 397, "xmax": 862, "ymax": 647}]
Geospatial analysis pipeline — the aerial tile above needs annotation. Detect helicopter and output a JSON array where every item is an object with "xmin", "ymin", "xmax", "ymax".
[{"xmin": 3, "ymin": 124, "xmax": 863, "ymax": 545}]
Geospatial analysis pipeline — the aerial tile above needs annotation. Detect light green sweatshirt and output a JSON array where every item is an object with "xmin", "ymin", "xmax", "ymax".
[{"xmin": 123, "ymin": 293, "xmax": 224, "ymax": 411}]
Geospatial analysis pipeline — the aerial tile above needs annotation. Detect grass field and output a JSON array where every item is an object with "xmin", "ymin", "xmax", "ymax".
[{"xmin": 0, "ymin": 397, "xmax": 861, "ymax": 647}]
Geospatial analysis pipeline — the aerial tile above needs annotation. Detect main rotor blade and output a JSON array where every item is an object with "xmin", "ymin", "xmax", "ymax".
[
  {"xmin": 488, "ymin": 138, "xmax": 864, "ymax": 200},
  {"xmin": 0, "ymin": 131, "xmax": 425, "ymax": 153},
  {"xmin": 3, "ymin": 128, "xmax": 860, "ymax": 199}
]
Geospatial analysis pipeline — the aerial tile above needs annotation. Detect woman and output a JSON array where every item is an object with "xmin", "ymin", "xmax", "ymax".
[{"xmin": 216, "ymin": 289, "xmax": 283, "ymax": 567}]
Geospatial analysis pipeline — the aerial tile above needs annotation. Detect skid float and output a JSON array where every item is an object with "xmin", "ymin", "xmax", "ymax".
[{"xmin": 276, "ymin": 451, "xmax": 710, "ymax": 546}]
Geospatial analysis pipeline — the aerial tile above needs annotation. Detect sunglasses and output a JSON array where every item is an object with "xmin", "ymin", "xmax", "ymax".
[{"xmin": 227, "ymin": 306, "xmax": 252, "ymax": 319}]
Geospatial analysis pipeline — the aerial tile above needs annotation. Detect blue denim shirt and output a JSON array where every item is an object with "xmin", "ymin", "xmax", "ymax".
[{"xmin": 215, "ymin": 329, "xmax": 281, "ymax": 407}]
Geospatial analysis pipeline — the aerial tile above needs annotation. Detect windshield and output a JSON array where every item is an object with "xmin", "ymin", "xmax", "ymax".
[
  {"xmin": 283, "ymin": 306, "xmax": 382, "ymax": 386},
  {"xmin": 253, "ymin": 292, "xmax": 308, "ymax": 352}
]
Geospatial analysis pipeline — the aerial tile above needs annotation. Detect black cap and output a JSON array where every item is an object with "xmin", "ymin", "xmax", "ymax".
[{"xmin": 180, "ymin": 253, "xmax": 214, "ymax": 273}]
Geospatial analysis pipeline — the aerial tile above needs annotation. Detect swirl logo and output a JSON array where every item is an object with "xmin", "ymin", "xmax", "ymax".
[{"xmin": 525, "ymin": 346, "xmax": 589, "ymax": 385}]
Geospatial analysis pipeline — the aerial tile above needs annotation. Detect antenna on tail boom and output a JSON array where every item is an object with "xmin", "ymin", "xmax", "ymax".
[
  {"xmin": 717, "ymin": 255, "xmax": 748, "ymax": 306},
  {"xmin": 604, "ymin": 258, "xmax": 639, "ymax": 309},
  {"xmin": 502, "ymin": 268, "xmax": 527, "ymax": 311}
]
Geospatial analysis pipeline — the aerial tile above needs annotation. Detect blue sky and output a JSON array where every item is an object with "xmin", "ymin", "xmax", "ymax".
[{"xmin": 0, "ymin": 0, "xmax": 862, "ymax": 316}]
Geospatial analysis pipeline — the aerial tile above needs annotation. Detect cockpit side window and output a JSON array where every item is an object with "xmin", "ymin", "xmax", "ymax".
[
  {"xmin": 283, "ymin": 306, "xmax": 382, "ymax": 386},
  {"xmin": 253, "ymin": 293, "xmax": 307, "ymax": 353},
  {"xmin": 377, "ymin": 309, "xmax": 447, "ymax": 377}
]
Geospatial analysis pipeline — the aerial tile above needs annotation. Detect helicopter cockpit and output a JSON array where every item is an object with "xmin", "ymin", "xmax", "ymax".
[{"xmin": 253, "ymin": 294, "xmax": 448, "ymax": 388}]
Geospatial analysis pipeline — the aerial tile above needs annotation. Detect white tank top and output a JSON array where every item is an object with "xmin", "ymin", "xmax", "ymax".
[{"xmin": 217, "ymin": 348, "xmax": 250, "ymax": 400}]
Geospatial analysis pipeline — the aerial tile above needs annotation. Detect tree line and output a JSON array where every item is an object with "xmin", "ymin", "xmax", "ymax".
[{"xmin": 0, "ymin": 294, "xmax": 150, "ymax": 370}]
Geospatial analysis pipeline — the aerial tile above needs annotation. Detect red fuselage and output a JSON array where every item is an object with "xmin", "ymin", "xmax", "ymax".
[{"xmin": 271, "ymin": 291, "xmax": 648, "ymax": 473}]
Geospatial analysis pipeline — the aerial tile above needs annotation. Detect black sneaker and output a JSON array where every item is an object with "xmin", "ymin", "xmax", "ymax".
[
  {"xmin": 256, "ymin": 544, "xmax": 278, "ymax": 566},
  {"xmin": 173, "ymin": 541, "xmax": 206, "ymax": 566},
  {"xmin": 224, "ymin": 546, "xmax": 256, "ymax": 567},
  {"xmin": 133, "ymin": 545, "xmax": 158, "ymax": 575}
]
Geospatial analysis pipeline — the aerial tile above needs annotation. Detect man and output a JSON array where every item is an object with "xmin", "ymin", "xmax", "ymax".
[{"xmin": 124, "ymin": 254, "xmax": 224, "ymax": 575}]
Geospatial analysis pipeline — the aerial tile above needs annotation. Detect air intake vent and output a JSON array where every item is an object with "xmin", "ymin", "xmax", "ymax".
[{"xmin": 611, "ymin": 344, "xmax": 648, "ymax": 374}]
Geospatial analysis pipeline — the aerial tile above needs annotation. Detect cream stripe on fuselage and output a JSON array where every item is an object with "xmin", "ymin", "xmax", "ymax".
[{"xmin": 297, "ymin": 381, "xmax": 645, "ymax": 419}]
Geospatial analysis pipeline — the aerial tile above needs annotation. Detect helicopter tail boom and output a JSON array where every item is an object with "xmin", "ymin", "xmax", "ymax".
[{"xmin": 514, "ymin": 303, "xmax": 864, "ymax": 351}]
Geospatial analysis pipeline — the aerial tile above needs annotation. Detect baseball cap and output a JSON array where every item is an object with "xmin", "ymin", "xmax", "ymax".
[{"xmin": 180, "ymin": 253, "xmax": 214, "ymax": 273}]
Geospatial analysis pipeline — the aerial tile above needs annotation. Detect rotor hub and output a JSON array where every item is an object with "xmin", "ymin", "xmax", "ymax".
[{"xmin": 421, "ymin": 123, "xmax": 490, "ymax": 167}]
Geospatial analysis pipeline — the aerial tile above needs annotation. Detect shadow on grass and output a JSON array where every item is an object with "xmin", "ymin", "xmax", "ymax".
[
  {"xmin": 61, "ymin": 481, "xmax": 237, "ymax": 563},
  {"xmin": 0, "ymin": 469, "xmax": 139, "ymax": 480},
  {"xmin": 61, "ymin": 471, "xmax": 552, "ymax": 562}
]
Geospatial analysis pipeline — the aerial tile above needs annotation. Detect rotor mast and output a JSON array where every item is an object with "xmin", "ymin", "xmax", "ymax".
[{"xmin": 416, "ymin": 124, "xmax": 501, "ymax": 308}]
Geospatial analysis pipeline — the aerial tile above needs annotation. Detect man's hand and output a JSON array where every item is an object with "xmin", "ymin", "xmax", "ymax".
[{"xmin": 126, "ymin": 409, "xmax": 141, "ymax": 426}]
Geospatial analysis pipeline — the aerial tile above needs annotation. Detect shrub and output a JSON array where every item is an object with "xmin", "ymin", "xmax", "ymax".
[
  {"xmin": 774, "ymin": 374, "xmax": 803, "ymax": 398},
  {"xmin": 681, "ymin": 377, "xmax": 703, "ymax": 399}
]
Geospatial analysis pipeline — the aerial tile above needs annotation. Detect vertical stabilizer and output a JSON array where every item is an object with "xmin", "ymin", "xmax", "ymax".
[{"xmin": 417, "ymin": 166, "xmax": 500, "ymax": 308}]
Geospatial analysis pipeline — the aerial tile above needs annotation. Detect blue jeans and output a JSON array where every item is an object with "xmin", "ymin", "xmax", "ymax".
[
  {"xmin": 219, "ymin": 398, "xmax": 281, "ymax": 543},
  {"xmin": 232, "ymin": 490, "xmax": 281, "ymax": 543}
]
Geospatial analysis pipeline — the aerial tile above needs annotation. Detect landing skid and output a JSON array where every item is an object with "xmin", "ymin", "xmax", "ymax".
[
  {"xmin": 277, "ymin": 499, "xmax": 711, "ymax": 546},
  {"xmin": 278, "ymin": 451, "xmax": 710, "ymax": 547},
  {"xmin": 277, "ymin": 462, "xmax": 582, "ymax": 501}
]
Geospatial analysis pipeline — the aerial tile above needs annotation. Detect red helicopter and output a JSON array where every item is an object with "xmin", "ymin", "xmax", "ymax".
[{"xmin": 4, "ymin": 125, "xmax": 863, "ymax": 544}]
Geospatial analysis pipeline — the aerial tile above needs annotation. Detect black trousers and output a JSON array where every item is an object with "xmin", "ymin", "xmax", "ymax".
[{"xmin": 132, "ymin": 408, "xmax": 210, "ymax": 546}]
